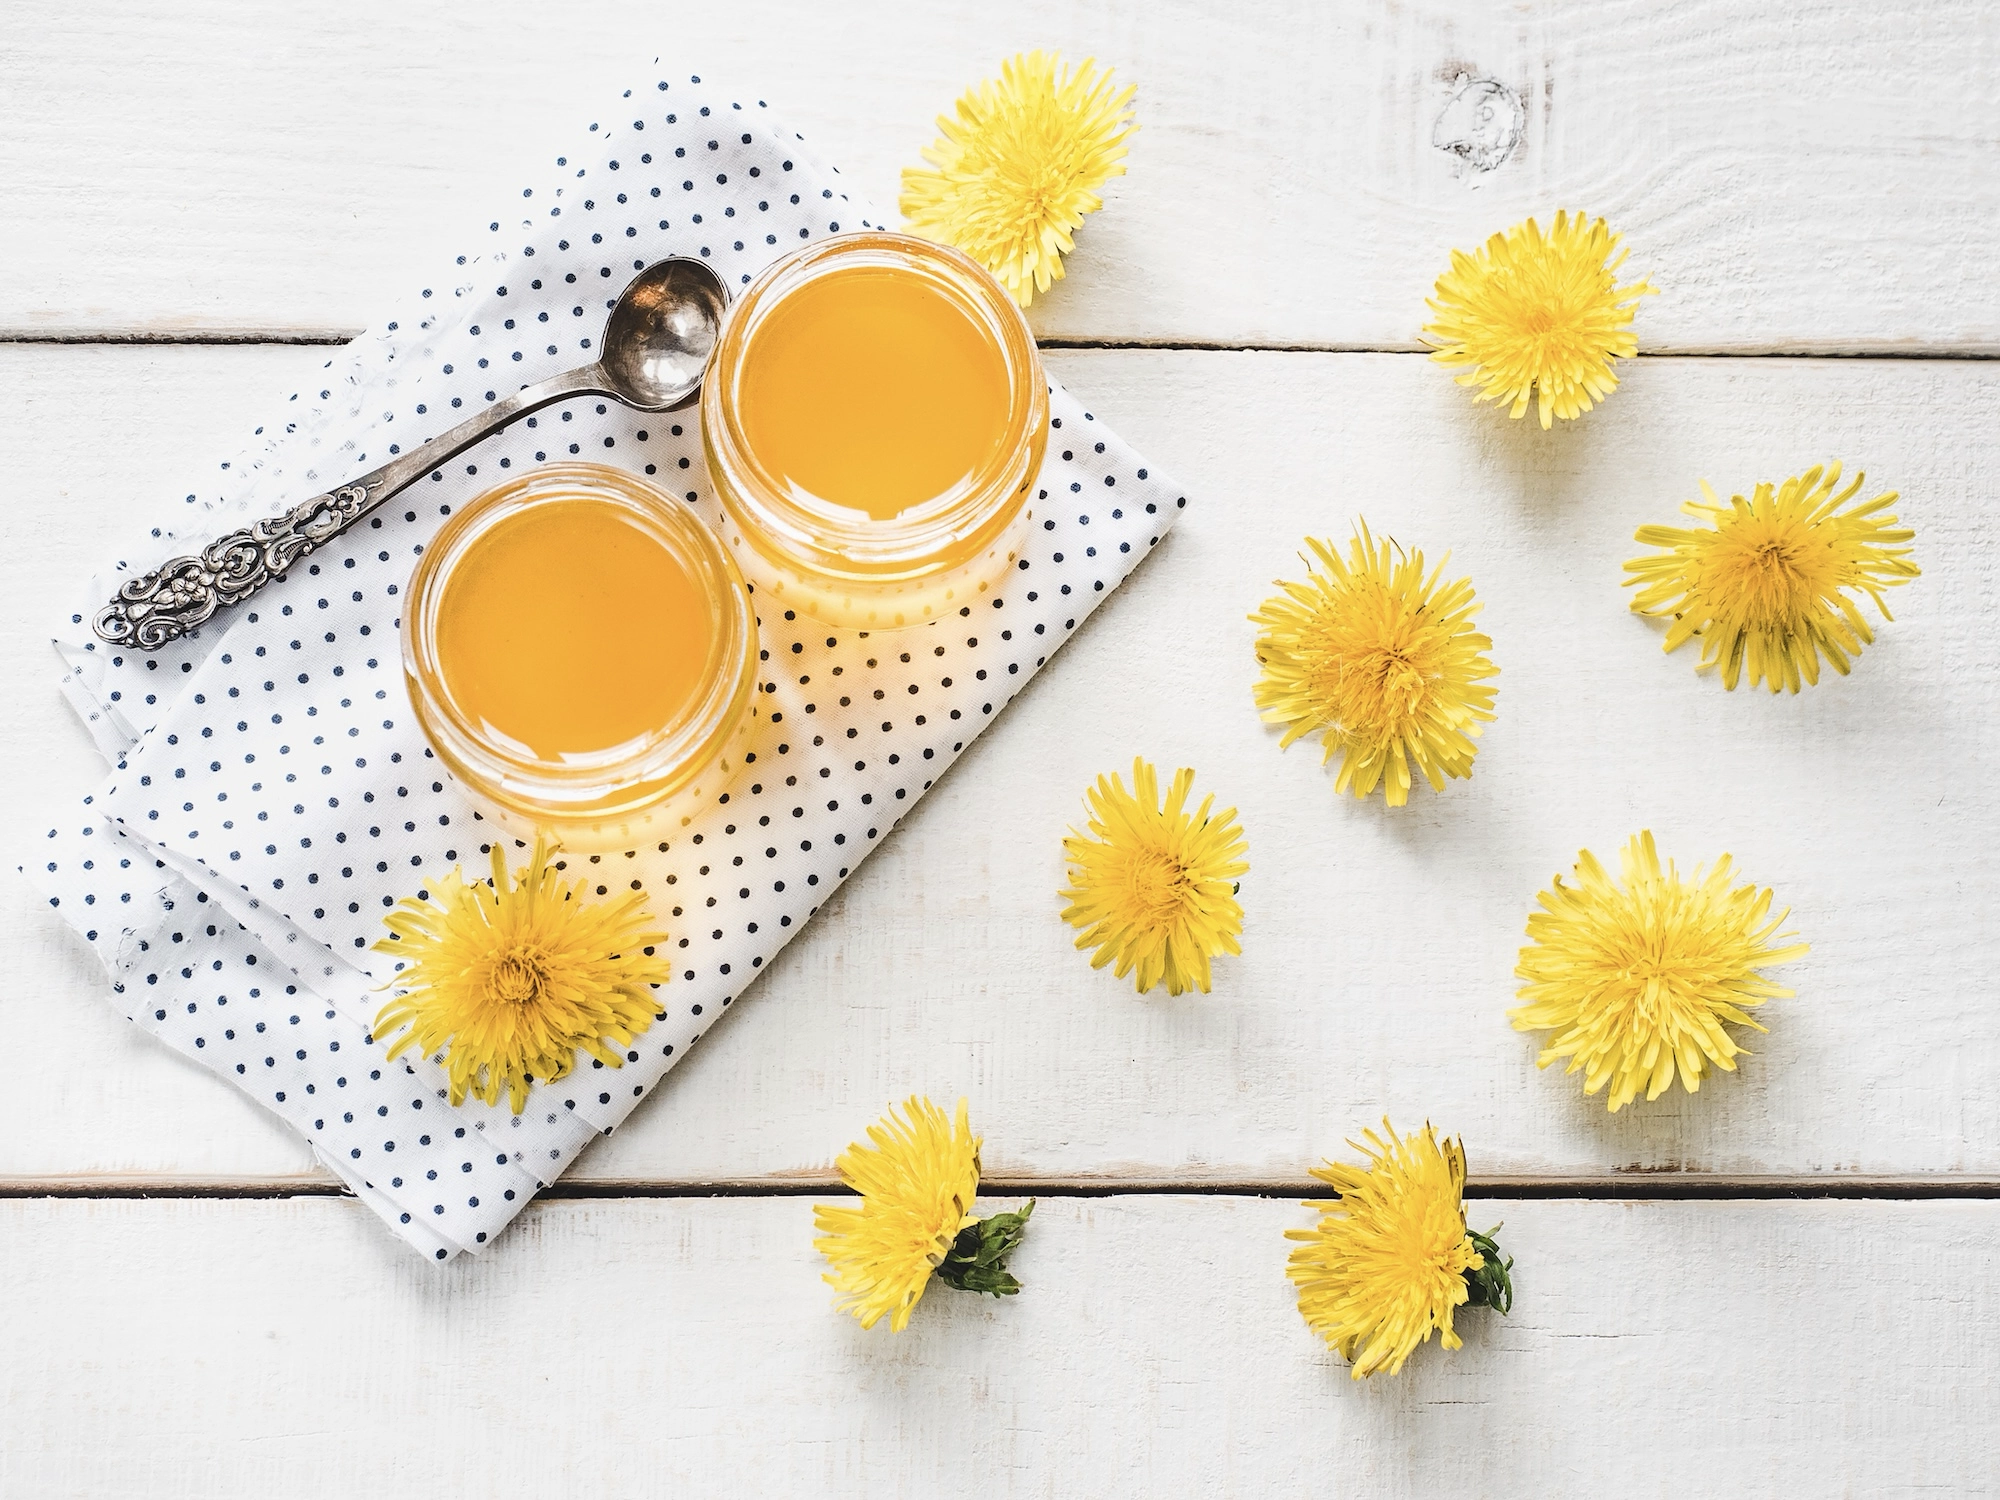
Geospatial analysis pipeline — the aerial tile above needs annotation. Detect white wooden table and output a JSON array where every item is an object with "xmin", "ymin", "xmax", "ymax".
[{"xmin": 4, "ymin": 4, "xmax": 1997, "ymax": 1494}]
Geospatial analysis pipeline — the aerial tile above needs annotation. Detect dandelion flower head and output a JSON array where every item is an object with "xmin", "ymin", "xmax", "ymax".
[
  {"xmin": 1250, "ymin": 524, "xmax": 1497, "ymax": 807},
  {"xmin": 1423, "ymin": 210, "xmax": 1656, "ymax": 427},
  {"xmin": 1510, "ymin": 832, "xmax": 1809, "ymax": 1112},
  {"xmin": 1624, "ymin": 462, "xmax": 1919, "ymax": 693},
  {"xmin": 372, "ymin": 838, "xmax": 670, "ymax": 1116},
  {"xmin": 901, "ymin": 51, "xmax": 1136, "ymax": 307},
  {"xmin": 1059, "ymin": 758, "xmax": 1248, "ymax": 997},
  {"xmin": 814, "ymin": 1096, "xmax": 983, "ymax": 1331},
  {"xmin": 1285, "ymin": 1121, "xmax": 1485, "ymax": 1379}
]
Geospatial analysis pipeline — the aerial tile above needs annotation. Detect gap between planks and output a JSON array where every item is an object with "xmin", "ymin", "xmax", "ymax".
[
  {"xmin": 4, "ymin": 1175, "xmax": 2000, "ymax": 1201},
  {"xmin": 6, "ymin": 332, "xmax": 2000, "ymax": 360}
]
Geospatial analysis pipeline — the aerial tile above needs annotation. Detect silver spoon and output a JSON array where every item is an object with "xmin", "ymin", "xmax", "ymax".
[{"xmin": 94, "ymin": 256, "xmax": 731, "ymax": 648}]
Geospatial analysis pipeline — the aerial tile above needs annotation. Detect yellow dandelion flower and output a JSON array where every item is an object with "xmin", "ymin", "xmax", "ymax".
[
  {"xmin": 372, "ymin": 837, "xmax": 670, "ymax": 1116},
  {"xmin": 1423, "ymin": 210, "xmax": 1656, "ymax": 428},
  {"xmin": 1059, "ymin": 758, "xmax": 1247, "ymax": 997},
  {"xmin": 1510, "ymin": 832, "xmax": 1810, "ymax": 1112},
  {"xmin": 901, "ymin": 50, "xmax": 1136, "ymax": 307},
  {"xmin": 813, "ymin": 1097, "xmax": 1034, "ymax": 1330},
  {"xmin": 1285, "ymin": 1121, "xmax": 1512, "ymax": 1379},
  {"xmin": 1624, "ymin": 462, "xmax": 1919, "ymax": 693},
  {"xmin": 1250, "ymin": 524, "xmax": 1498, "ymax": 807}
]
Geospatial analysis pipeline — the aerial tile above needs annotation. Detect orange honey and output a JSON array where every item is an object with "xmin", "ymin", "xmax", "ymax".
[
  {"xmin": 737, "ymin": 264, "xmax": 1013, "ymax": 523},
  {"xmin": 434, "ymin": 498, "xmax": 714, "ymax": 759}
]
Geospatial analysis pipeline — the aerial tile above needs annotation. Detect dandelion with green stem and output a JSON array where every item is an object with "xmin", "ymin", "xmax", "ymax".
[
  {"xmin": 1286, "ymin": 1121, "xmax": 1514, "ymax": 1378},
  {"xmin": 814, "ymin": 1097, "xmax": 1035, "ymax": 1331}
]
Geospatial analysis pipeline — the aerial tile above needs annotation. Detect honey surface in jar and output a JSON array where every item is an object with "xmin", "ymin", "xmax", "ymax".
[
  {"xmin": 434, "ymin": 498, "xmax": 713, "ymax": 759},
  {"xmin": 738, "ymin": 264, "xmax": 1011, "ymax": 521}
]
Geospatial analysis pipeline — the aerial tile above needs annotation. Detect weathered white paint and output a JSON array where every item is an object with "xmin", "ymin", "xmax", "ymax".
[
  {"xmin": 7, "ymin": 343, "xmax": 1996, "ymax": 1185},
  {"xmin": 2, "ymin": 1, "xmax": 1995, "ymax": 349},
  {"xmin": 0, "ymin": 1194, "xmax": 1991, "ymax": 1497}
]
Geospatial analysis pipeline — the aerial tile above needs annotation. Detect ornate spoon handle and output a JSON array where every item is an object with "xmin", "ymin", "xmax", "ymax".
[{"xmin": 94, "ymin": 366, "xmax": 604, "ymax": 649}]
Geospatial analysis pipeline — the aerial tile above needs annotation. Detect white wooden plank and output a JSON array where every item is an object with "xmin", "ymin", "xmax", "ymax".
[
  {"xmin": 0, "ymin": 1194, "xmax": 1992, "ymax": 1496},
  {"xmin": 3, "ymin": 0, "xmax": 1996, "ymax": 349},
  {"xmin": 5, "ymin": 343, "xmax": 1998, "ymax": 1184}
]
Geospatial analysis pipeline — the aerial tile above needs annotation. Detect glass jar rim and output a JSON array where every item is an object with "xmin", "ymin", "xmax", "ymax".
[
  {"xmin": 703, "ymin": 231, "xmax": 1046, "ymax": 578},
  {"xmin": 403, "ymin": 463, "xmax": 758, "ymax": 813}
]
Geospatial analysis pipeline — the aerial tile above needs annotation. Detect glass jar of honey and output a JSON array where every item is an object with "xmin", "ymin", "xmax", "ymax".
[
  {"xmin": 702, "ymin": 231, "xmax": 1048, "ymax": 630},
  {"xmin": 403, "ymin": 463, "xmax": 758, "ymax": 851}
]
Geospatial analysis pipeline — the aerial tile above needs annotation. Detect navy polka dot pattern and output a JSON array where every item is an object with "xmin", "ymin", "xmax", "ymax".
[{"xmin": 25, "ymin": 69, "xmax": 1185, "ymax": 1260}]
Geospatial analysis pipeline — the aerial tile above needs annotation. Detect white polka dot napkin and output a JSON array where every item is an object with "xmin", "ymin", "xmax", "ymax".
[{"xmin": 25, "ymin": 65, "xmax": 1184, "ymax": 1260}]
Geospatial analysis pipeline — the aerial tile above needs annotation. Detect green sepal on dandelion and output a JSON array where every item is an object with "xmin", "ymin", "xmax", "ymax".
[
  {"xmin": 1285, "ymin": 1122, "xmax": 1512, "ymax": 1379},
  {"xmin": 813, "ymin": 1097, "xmax": 1034, "ymax": 1331},
  {"xmin": 1462, "ymin": 1225, "xmax": 1515, "ymax": 1315},
  {"xmin": 1423, "ymin": 209, "xmax": 1656, "ymax": 428},
  {"xmin": 934, "ymin": 1199, "xmax": 1036, "ymax": 1296},
  {"xmin": 1510, "ymin": 832, "xmax": 1809, "ymax": 1112},
  {"xmin": 1250, "ymin": 525, "xmax": 1497, "ymax": 807},
  {"xmin": 901, "ymin": 51, "xmax": 1137, "ymax": 308},
  {"xmin": 371, "ymin": 837, "xmax": 671, "ymax": 1116},
  {"xmin": 1059, "ymin": 758, "xmax": 1248, "ymax": 997},
  {"xmin": 1624, "ymin": 462, "xmax": 1919, "ymax": 693}
]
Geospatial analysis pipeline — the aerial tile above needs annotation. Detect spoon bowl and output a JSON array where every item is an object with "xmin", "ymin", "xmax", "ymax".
[{"xmin": 600, "ymin": 257, "xmax": 730, "ymax": 411}]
